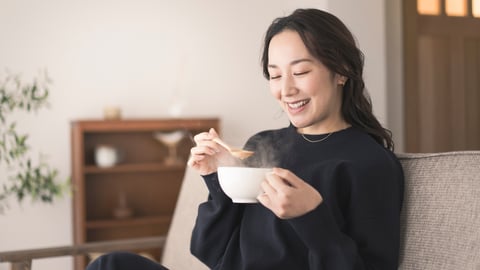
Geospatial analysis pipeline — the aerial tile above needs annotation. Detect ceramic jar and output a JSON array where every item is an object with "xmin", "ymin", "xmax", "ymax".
[{"xmin": 95, "ymin": 145, "xmax": 119, "ymax": 167}]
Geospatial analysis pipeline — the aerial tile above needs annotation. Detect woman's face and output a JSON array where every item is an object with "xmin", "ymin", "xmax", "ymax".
[{"xmin": 267, "ymin": 30, "xmax": 346, "ymax": 134}]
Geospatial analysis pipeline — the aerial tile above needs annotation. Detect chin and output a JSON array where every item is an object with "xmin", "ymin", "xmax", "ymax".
[{"xmin": 289, "ymin": 119, "xmax": 310, "ymax": 129}]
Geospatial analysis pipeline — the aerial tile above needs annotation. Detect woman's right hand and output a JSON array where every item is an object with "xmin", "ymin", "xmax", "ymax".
[{"xmin": 188, "ymin": 128, "xmax": 238, "ymax": 175}]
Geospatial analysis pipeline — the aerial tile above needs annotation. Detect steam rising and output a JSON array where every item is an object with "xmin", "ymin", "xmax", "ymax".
[{"xmin": 222, "ymin": 134, "xmax": 284, "ymax": 169}]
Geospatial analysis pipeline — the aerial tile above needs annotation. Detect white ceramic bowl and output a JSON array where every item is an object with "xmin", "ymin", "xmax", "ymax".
[{"xmin": 217, "ymin": 166, "xmax": 272, "ymax": 203}]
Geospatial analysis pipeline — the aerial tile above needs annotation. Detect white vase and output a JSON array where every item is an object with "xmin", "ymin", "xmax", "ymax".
[{"xmin": 95, "ymin": 145, "xmax": 119, "ymax": 167}]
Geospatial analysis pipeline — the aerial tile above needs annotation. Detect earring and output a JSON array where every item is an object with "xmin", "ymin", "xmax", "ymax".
[{"xmin": 339, "ymin": 78, "xmax": 348, "ymax": 86}]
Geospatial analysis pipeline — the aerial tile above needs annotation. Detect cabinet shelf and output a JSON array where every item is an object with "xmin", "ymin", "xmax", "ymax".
[
  {"xmin": 86, "ymin": 215, "xmax": 171, "ymax": 229},
  {"xmin": 84, "ymin": 163, "xmax": 185, "ymax": 174},
  {"xmin": 71, "ymin": 118, "xmax": 219, "ymax": 270}
]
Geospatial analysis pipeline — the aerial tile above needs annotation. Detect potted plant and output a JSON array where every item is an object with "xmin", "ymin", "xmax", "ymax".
[{"xmin": 0, "ymin": 69, "xmax": 68, "ymax": 213}]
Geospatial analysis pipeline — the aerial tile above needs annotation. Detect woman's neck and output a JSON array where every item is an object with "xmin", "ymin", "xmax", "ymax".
[{"xmin": 297, "ymin": 120, "xmax": 350, "ymax": 135}]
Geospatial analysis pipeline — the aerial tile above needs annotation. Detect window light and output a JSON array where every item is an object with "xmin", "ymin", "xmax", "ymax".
[
  {"xmin": 418, "ymin": 0, "xmax": 441, "ymax": 15},
  {"xmin": 446, "ymin": 0, "xmax": 467, "ymax": 16}
]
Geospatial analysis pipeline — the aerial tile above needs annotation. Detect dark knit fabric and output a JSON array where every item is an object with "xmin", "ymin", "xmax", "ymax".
[{"xmin": 191, "ymin": 125, "xmax": 404, "ymax": 270}]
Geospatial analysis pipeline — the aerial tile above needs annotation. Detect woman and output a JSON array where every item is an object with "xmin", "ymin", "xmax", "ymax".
[{"xmin": 188, "ymin": 8, "xmax": 404, "ymax": 270}]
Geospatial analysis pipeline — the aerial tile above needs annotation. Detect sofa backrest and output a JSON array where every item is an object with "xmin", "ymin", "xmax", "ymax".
[
  {"xmin": 397, "ymin": 151, "xmax": 480, "ymax": 270},
  {"xmin": 161, "ymin": 151, "xmax": 480, "ymax": 270},
  {"xmin": 160, "ymin": 166, "xmax": 210, "ymax": 270}
]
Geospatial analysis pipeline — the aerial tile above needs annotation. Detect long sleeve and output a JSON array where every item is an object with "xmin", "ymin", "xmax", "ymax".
[
  {"xmin": 288, "ymin": 158, "xmax": 403, "ymax": 270},
  {"xmin": 190, "ymin": 173, "xmax": 245, "ymax": 268}
]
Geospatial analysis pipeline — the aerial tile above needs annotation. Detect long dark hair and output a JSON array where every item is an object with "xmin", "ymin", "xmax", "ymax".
[{"xmin": 261, "ymin": 9, "xmax": 394, "ymax": 151}]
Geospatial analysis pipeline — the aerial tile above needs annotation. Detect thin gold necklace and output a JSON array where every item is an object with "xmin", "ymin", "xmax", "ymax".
[{"xmin": 301, "ymin": 132, "xmax": 333, "ymax": 143}]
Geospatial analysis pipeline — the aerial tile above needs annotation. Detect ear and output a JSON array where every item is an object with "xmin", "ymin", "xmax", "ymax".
[{"xmin": 335, "ymin": 74, "xmax": 348, "ymax": 86}]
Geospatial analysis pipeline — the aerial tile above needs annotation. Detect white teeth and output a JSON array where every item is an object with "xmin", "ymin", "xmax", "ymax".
[{"xmin": 287, "ymin": 100, "xmax": 308, "ymax": 109}]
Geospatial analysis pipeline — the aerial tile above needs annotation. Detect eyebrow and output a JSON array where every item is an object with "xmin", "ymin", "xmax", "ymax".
[{"xmin": 268, "ymin": 58, "xmax": 313, "ymax": 69}]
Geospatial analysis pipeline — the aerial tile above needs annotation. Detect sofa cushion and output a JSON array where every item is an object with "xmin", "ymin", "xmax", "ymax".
[
  {"xmin": 160, "ymin": 166, "xmax": 209, "ymax": 270},
  {"xmin": 397, "ymin": 151, "xmax": 480, "ymax": 270}
]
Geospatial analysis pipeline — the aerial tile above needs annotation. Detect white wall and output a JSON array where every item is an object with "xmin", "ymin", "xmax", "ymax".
[
  {"xmin": 328, "ymin": 0, "xmax": 388, "ymax": 126},
  {"xmin": 329, "ymin": 0, "xmax": 404, "ymax": 152},
  {"xmin": 0, "ymin": 1, "xmax": 400, "ymax": 269},
  {"xmin": 386, "ymin": 0, "xmax": 405, "ymax": 152}
]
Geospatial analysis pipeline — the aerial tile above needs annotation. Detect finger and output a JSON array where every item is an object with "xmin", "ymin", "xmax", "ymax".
[
  {"xmin": 187, "ymin": 153, "xmax": 203, "ymax": 167},
  {"xmin": 191, "ymin": 145, "xmax": 217, "ymax": 156},
  {"xmin": 266, "ymin": 171, "xmax": 293, "ymax": 191},
  {"xmin": 272, "ymin": 168, "xmax": 302, "ymax": 187},
  {"xmin": 193, "ymin": 133, "xmax": 223, "ymax": 153},
  {"xmin": 257, "ymin": 193, "xmax": 272, "ymax": 208},
  {"xmin": 187, "ymin": 158, "xmax": 198, "ymax": 168},
  {"xmin": 261, "ymin": 179, "xmax": 277, "ymax": 195},
  {"xmin": 189, "ymin": 153, "xmax": 206, "ymax": 162},
  {"xmin": 193, "ymin": 131, "xmax": 214, "ymax": 144},
  {"xmin": 209, "ymin": 128, "xmax": 219, "ymax": 137}
]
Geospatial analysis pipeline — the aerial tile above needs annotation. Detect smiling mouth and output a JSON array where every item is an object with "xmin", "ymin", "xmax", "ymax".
[{"xmin": 286, "ymin": 99, "xmax": 310, "ymax": 109}]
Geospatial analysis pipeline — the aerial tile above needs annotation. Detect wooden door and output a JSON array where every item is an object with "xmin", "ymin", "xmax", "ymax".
[{"xmin": 403, "ymin": 0, "xmax": 480, "ymax": 152}]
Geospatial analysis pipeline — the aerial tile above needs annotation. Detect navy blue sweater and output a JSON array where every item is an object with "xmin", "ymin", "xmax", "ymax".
[{"xmin": 190, "ymin": 125, "xmax": 404, "ymax": 270}]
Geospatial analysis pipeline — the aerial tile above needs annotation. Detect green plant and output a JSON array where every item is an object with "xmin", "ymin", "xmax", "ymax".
[{"xmin": 0, "ymin": 70, "xmax": 68, "ymax": 213}]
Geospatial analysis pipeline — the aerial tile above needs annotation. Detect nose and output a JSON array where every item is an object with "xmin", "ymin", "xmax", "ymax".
[{"xmin": 280, "ymin": 74, "xmax": 297, "ymax": 97}]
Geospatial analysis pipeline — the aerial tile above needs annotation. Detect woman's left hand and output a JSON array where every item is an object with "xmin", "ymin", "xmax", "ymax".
[{"xmin": 257, "ymin": 167, "xmax": 323, "ymax": 219}]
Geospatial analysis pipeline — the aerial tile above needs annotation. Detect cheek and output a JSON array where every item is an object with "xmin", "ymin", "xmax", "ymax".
[
  {"xmin": 269, "ymin": 82, "xmax": 281, "ymax": 100},
  {"xmin": 304, "ymin": 76, "xmax": 335, "ymax": 97}
]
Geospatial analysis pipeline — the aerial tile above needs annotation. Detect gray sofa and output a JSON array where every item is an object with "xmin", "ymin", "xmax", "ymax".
[
  {"xmin": 397, "ymin": 152, "xmax": 480, "ymax": 269},
  {"xmin": 161, "ymin": 151, "xmax": 480, "ymax": 270}
]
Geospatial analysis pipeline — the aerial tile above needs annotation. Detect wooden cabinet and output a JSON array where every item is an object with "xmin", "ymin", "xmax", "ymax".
[{"xmin": 71, "ymin": 118, "xmax": 219, "ymax": 270}]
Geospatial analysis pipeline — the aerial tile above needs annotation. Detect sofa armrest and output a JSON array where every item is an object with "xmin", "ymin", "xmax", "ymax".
[{"xmin": 0, "ymin": 236, "xmax": 165, "ymax": 270}]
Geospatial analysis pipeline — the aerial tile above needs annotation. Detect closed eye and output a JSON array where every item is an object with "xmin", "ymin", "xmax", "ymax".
[
  {"xmin": 270, "ymin": 75, "xmax": 281, "ymax": 80},
  {"xmin": 293, "ymin": 71, "xmax": 310, "ymax": 76}
]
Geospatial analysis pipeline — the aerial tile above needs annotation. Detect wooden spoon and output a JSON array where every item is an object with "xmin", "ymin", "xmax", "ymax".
[{"xmin": 212, "ymin": 137, "xmax": 254, "ymax": 160}]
